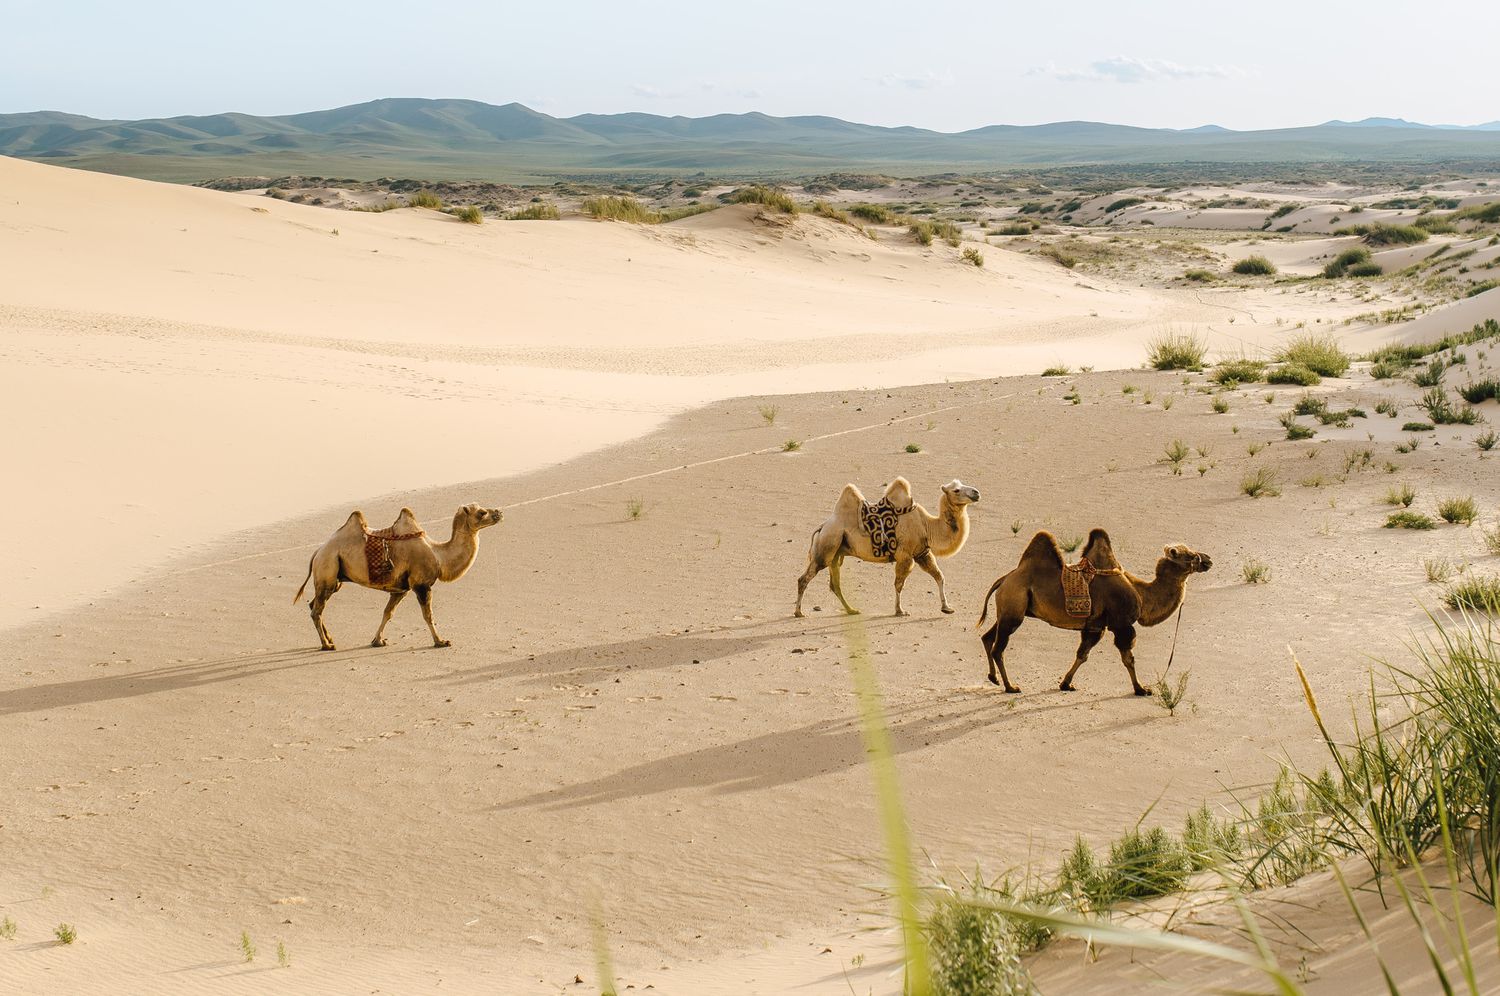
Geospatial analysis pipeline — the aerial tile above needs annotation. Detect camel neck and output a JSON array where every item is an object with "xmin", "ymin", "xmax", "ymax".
[
  {"xmin": 1136, "ymin": 561, "xmax": 1189, "ymax": 627},
  {"xmin": 434, "ymin": 517, "xmax": 480, "ymax": 583},
  {"xmin": 928, "ymin": 496, "xmax": 970, "ymax": 557}
]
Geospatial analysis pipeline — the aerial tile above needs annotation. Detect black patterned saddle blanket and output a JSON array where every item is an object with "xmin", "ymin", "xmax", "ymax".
[{"xmin": 859, "ymin": 498, "xmax": 910, "ymax": 561}]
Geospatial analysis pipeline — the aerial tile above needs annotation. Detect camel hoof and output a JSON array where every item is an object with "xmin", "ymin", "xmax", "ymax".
[
  {"xmin": 893, "ymin": 609, "xmax": 910, "ymax": 617},
  {"xmin": 320, "ymin": 645, "xmax": 337, "ymax": 652},
  {"xmin": 987, "ymin": 674, "xmax": 999, "ymax": 686},
  {"xmin": 1136, "ymin": 687, "xmax": 1153, "ymax": 697},
  {"xmin": 371, "ymin": 638, "xmax": 387, "ymax": 648},
  {"xmin": 433, "ymin": 639, "xmax": 452, "ymax": 649},
  {"xmin": 794, "ymin": 609, "xmax": 805, "ymax": 619},
  {"xmin": 843, "ymin": 608, "xmax": 862, "ymax": 616},
  {"xmin": 1059, "ymin": 682, "xmax": 1075, "ymax": 692},
  {"xmin": 941, "ymin": 606, "xmax": 955, "ymax": 615},
  {"xmin": 1005, "ymin": 687, "xmax": 1021, "ymax": 694}
]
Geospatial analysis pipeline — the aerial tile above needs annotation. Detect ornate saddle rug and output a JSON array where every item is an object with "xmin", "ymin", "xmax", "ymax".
[
  {"xmin": 1061, "ymin": 559, "xmax": 1123, "ymax": 617},
  {"xmin": 859, "ymin": 498, "xmax": 910, "ymax": 561},
  {"xmin": 364, "ymin": 527, "xmax": 424, "ymax": 585}
]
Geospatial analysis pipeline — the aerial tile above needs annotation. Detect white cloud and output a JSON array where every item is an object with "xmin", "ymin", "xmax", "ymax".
[
  {"xmin": 876, "ymin": 70, "xmax": 955, "ymax": 90},
  {"xmin": 1032, "ymin": 57, "xmax": 1243, "ymax": 84}
]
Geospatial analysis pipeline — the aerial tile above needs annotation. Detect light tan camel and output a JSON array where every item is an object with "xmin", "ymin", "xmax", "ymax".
[
  {"xmin": 293, "ymin": 503, "xmax": 502, "ymax": 650},
  {"xmin": 795, "ymin": 477, "xmax": 980, "ymax": 618},
  {"xmin": 976, "ymin": 528, "xmax": 1211, "ymax": 695}
]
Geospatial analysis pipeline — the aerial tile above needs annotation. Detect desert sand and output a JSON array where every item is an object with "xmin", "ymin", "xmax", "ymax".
[{"xmin": 3, "ymin": 156, "xmax": 1498, "ymax": 993}]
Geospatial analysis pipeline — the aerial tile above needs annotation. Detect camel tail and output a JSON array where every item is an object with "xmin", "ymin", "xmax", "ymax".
[
  {"xmin": 974, "ymin": 575, "xmax": 1006, "ymax": 629},
  {"xmin": 292, "ymin": 556, "xmax": 314, "ymax": 604}
]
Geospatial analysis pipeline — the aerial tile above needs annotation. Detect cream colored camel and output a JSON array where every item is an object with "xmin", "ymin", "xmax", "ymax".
[
  {"xmin": 293, "ymin": 503, "xmax": 502, "ymax": 650},
  {"xmin": 976, "ymin": 528, "xmax": 1211, "ymax": 695},
  {"xmin": 795, "ymin": 477, "xmax": 980, "ymax": 618}
]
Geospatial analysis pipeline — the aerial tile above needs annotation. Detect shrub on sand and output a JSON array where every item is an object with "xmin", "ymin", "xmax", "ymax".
[
  {"xmin": 1146, "ymin": 330, "xmax": 1207, "ymax": 370},
  {"xmin": 1232, "ymin": 255, "xmax": 1276, "ymax": 276}
]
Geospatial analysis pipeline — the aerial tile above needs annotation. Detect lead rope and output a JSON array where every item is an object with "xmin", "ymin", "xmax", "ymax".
[{"xmin": 1160, "ymin": 601, "xmax": 1186, "ymax": 680}]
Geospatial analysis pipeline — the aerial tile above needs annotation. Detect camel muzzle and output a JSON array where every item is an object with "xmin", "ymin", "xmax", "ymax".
[{"xmin": 964, "ymin": 487, "xmax": 981, "ymax": 502}]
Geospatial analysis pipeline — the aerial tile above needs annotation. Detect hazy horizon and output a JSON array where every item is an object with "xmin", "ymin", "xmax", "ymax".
[{"xmin": 6, "ymin": 0, "xmax": 1497, "ymax": 132}]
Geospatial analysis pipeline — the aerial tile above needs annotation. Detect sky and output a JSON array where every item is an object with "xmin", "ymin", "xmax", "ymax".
[{"xmin": 4, "ymin": 0, "xmax": 1497, "ymax": 130}]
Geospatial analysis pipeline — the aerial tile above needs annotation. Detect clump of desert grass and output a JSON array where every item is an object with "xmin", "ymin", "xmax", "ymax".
[
  {"xmin": 909, "ymin": 219, "xmax": 962, "ymax": 247},
  {"xmin": 1384, "ymin": 482, "xmax": 1417, "ymax": 507},
  {"xmin": 1240, "ymin": 465, "xmax": 1281, "ymax": 497},
  {"xmin": 1232, "ymin": 254, "xmax": 1276, "ymax": 276},
  {"xmin": 54, "ymin": 923, "xmax": 76, "ymax": 945},
  {"xmin": 758, "ymin": 404, "xmax": 778, "ymax": 425},
  {"xmin": 1241, "ymin": 558, "xmax": 1270, "ymax": 584},
  {"xmin": 1443, "ymin": 573, "xmax": 1500, "ymax": 611},
  {"xmin": 1321, "ymin": 246, "xmax": 1373, "ymax": 278},
  {"xmin": 1437, "ymin": 495, "xmax": 1479, "ymax": 525},
  {"xmin": 1276, "ymin": 333, "xmax": 1351, "ymax": 378},
  {"xmin": 905, "ymin": 442, "xmax": 923, "ymax": 454},
  {"xmin": 1461, "ymin": 379, "xmax": 1500, "ymax": 404},
  {"xmin": 1478, "ymin": 429, "xmax": 1499, "ymax": 452},
  {"xmin": 406, "ymin": 190, "xmax": 444, "ymax": 210},
  {"xmin": 1482, "ymin": 522, "xmax": 1500, "ymax": 555},
  {"xmin": 1421, "ymin": 387, "xmax": 1483, "ymax": 425},
  {"xmin": 1037, "ymin": 245, "xmax": 1077, "ymax": 269},
  {"xmin": 1041, "ymin": 364, "xmax": 1070, "ymax": 377},
  {"xmin": 1183, "ymin": 268, "xmax": 1217, "ymax": 282},
  {"xmin": 584, "ymin": 196, "xmax": 659, "ymax": 223},
  {"xmin": 452, "ymin": 205, "xmax": 483, "ymax": 224},
  {"xmin": 508, "ymin": 202, "xmax": 560, "ymax": 220},
  {"xmin": 1423, "ymin": 556, "xmax": 1455, "ymax": 584},
  {"xmin": 782, "ymin": 439, "xmax": 802, "ymax": 452},
  {"xmin": 1145, "ymin": 330, "xmax": 1207, "ymax": 370},
  {"xmin": 240, "ymin": 930, "xmax": 256, "ymax": 962},
  {"xmin": 1361, "ymin": 222, "xmax": 1428, "ymax": 246},
  {"xmin": 1385, "ymin": 510, "xmax": 1438, "ymax": 529},
  {"xmin": 962, "ymin": 246, "xmax": 984, "ymax": 267},
  {"xmin": 1267, "ymin": 364, "xmax": 1320, "ymax": 386},
  {"xmin": 625, "ymin": 497, "xmax": 646, "ymax": 521},
  {"xmin": 1211, "ymin": 358, "xmax": 1265, "ymax": 385},
  {"xmin": 849, "ymin": 203, "xmax": 896, "ymax": 224},
  {"xmin": 1279, "ymin": 412, "xmax": 1315, "ymax": 440},
  {"xmin": 731, "ymin": 185, "xmax": 797, "ymax": 213},
  {"xmin": 0, "ymin": 915, "xmax": 16, "ymax": 940}
]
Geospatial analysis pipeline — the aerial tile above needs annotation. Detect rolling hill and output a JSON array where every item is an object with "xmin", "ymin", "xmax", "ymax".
[{"xmin": 4, "ymin": 98, "xmax": 1500, "ymax": 182}]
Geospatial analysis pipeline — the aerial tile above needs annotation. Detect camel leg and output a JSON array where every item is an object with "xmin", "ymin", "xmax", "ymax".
[
  {"xmin": 829, "ymin": 550, "xmax": 860, "ymax": 616},
  {"xmin": 1059, "ymin": 627, "xmax": 1106, "ymax": 691},
  {"xmin": 892, "ymin": 556, "xmax": 916, "ymax": 616},
  {"xmin": 309, "ymin": 582, "xmax": 338, "ymax": 651},
  {"xmin": 914, "ymin": 551, "xmax": 953, "ymax": 614},
  {"xmin": 1113, "ymin": 624, "xmax": 1149, "ymax": 696},
  {"xmin": 371, "ymin": 591, "xmax": 406, "ymax": 647},
  {"xmin": 982, "ymin": 616, "xmax": 1024, "ymax": 693},
  {"xmin": 414, "ymin": 585, "xmax": 450, "ymax": 648},
  {"xmin": 795, "ymin": 558, "xmax": 821, "ymax": 618}
]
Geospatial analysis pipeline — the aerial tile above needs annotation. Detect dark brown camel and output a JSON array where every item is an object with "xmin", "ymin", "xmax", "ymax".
[{"xmin": 976, "ymin": 528, "xmax": 1211, "ymax": 695}]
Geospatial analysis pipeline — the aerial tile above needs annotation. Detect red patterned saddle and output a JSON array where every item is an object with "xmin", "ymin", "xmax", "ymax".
[
  {"xmin": 364, "ymin": 527, "xmax": 425, "ymax": 584},
  {"xmin": 1061, "ymin": 559, "xmax": 1123, "ymax": 617}
]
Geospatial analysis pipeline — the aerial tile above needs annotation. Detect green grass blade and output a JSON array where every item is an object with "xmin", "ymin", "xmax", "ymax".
[{"xmin": 844, "ymin": 620, "xmax": 931, "ymax": 995}]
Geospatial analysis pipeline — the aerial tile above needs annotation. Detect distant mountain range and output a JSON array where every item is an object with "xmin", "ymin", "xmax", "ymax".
[
  {"xmin": 1323, "ymin": 116, "xmax": 1500, "ymax": 131},
  {"xmin": 3, "ymin": 99, "xmax": 1499, "ymax": 182}
]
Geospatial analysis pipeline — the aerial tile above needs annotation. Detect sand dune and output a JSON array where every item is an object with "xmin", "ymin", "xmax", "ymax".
[{"xmin": 5, "ymin": 155, "xmax": 1499, "ymax": 993}]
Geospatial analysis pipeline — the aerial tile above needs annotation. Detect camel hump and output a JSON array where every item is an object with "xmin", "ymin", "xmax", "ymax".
[
  {"xmin": 833, "ymin": 482, "xmax": 866, "ymax": 516},
  {"xmin": 1081, "ymin": 528, "xmax": 1119, "ymax": 570},
  {"xmin": 341, "ymin": 510, "xmax": 370, "ymax": 533},
  {"xmin": 881, "ymin": 477, "xmax": 913, "ymax": 509},
  {"xmin": 388, "ymin": 507, "xmax": 422, "ymax": 534},
  {"xmin": 1022, "ymin": 530, "xmax": 1065, "ymax": 567}
]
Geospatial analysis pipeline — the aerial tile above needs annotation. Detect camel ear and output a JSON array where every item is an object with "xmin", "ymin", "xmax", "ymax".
[{"xmin": 1164, "ymin": 545, "xmax": 1175, "ymax": 558}]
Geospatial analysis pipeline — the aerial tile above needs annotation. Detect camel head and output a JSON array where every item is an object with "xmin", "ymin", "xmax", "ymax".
[
  {"xmin": 457, "ymin": 503, "xmax": 504, "ymax": 531},
  {"xmin": 941, "ymin": 479, "xmax": 981, "ymax": 505},
  {"xmin": 1162, "ymin": 544, "xmax": 1212, "ymax": 574}
]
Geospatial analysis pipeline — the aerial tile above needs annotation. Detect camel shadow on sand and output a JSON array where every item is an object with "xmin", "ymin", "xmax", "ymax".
[
  {"xmin": 0, "ymin": 645, "xmax": 405, "ymax": 718},
  {"xmin": 427, "ymin": 615, "xmax": 937, "ymax": 689},
  {"xmin": 495, "ymin": 690, "xmax": 1147, "ymax": 812}
]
